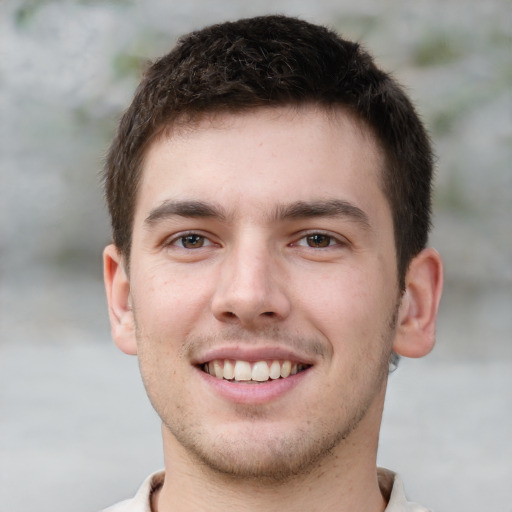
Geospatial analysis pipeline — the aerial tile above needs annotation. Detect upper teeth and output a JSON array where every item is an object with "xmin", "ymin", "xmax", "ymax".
[{"xmin": 204, "ymin": 360, "xmax": 306, "ymax": 382}]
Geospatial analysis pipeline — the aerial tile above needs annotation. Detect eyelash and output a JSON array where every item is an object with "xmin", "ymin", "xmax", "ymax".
[
  {"xmin": 163, "ymin": 230, "xmax": 346, "ymax": 250},
  {"xmin": 164, "ymin": 232, "xmax": 216, "ymax": 250},
  {"xmin": 292, "ymin": 231, "xmax": 347, "ymax": 249}
]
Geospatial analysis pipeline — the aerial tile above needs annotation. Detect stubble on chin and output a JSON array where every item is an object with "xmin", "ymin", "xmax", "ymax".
[
  {"xmin": 137, "ymin": 303, "xmax": 399, "ymax": 484},
  {"xmin": 163, "ymin": 417, "xmax": 348, "ymax": 484},
  {"xmin": 160, "ymin": 363, "xmax": 390, "ymax": 485}
]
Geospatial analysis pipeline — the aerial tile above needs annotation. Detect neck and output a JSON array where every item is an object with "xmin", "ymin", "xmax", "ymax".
[
  {"xmin": 157, "ymin": 454, "xmax": 385, "ymax": 512},
  {"xmin": 153, "ymin": 393, "xmax": 387, "ymax": 512}
]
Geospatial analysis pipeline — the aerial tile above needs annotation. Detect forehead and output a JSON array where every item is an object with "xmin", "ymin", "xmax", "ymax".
[{"xmin": 136, "ymin": 106, "xmax": 388, "ymax": 223}]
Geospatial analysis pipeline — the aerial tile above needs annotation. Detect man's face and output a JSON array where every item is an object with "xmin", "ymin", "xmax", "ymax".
[{"xmin": 118, "ymin": 106, "xmax": 401, "ymax": 479}]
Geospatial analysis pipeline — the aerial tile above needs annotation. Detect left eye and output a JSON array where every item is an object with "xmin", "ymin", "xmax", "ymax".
[{"xmin": 297, "ymin": 234, "xmax": 338, "ymax": 248}]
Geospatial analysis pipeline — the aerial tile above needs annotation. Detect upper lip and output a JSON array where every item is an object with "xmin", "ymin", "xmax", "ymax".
[{"xmin": 192, "ymin": 345, "xmax": 317, "ymax": 366}]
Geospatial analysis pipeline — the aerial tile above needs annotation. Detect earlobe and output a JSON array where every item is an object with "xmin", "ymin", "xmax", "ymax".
[
  {"xmin": 103, "ymin": 244, "xmax": 138, "ymax": 355},
  {"xmin": 393, "ymin": 248, "xmax": 443, "ymax": 358}
]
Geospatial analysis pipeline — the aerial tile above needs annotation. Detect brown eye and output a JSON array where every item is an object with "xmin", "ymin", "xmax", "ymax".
[
  {"xmin": 180, "ymin": 234, "xmax": 205, "ymax": 249},
  {"xmin": 306, "ymin": 234, "xmax": 332, "ymax": 248}
]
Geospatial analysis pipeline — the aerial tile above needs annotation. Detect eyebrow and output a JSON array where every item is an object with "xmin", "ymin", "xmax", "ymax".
[
  {"xmin": 144, "ymin": 198, "xmax": 371, "ymax": 230},
  {"xmin": 273, "ymin": 199, "xmax": 371, "ymax": 230},
  {"xmin": 145, "ymin": 200, "xmax": 227, "ymax": 225}
]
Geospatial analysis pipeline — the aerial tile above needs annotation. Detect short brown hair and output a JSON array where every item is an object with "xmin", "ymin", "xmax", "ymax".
[{"xmin": 104, "ymin": 15, "xmax": 433, "ymax": 286}]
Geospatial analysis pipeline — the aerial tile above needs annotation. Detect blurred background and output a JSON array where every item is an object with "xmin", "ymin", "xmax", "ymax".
[{"xmin": 0, "ymin": 0, "xmax": 510, "ymax": 511}]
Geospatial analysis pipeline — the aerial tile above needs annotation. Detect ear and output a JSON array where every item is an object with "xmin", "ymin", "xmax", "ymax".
[
  {"xmin": 393, "ymin": 248, "xmax": 443, "ymax": 358},
  {"xmin": 103, "ymin": 244, "xmax": 137, "ymax": 355}
]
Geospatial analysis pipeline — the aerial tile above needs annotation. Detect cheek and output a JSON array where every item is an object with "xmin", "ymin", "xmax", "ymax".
[
  {"xmin": 132, "ymin": 263, "xmax": 214, "ymax": 340},
  {"xmin": 294, "ymin": 266, "xmax": 374, "ymax": 324},
  {"xmin": 293, "ymin": 263, "xmax": 395, "ymax": 352}
]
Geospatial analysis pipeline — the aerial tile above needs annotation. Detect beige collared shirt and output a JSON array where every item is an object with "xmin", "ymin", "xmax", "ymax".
[{"xmin": 101, "ymin": 468, "xmax": 431, "ymax": 512}]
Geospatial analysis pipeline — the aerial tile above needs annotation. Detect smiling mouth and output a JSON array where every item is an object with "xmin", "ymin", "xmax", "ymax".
[{"xmin": 201, "ymin": 359, "xmax": 311, "ymax": 383}]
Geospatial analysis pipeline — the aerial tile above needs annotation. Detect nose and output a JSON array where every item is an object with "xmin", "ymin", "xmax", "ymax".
[{"xmin": 211, "ymin": 240, "xmax": 291, "ymax": 328}]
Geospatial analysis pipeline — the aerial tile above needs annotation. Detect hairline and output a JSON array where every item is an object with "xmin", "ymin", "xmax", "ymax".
[{"xmin": 121, "ymin": 102, "xmax": 400, "ymax": 278}]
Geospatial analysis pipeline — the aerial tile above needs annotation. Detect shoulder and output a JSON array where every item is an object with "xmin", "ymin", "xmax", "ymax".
[
  {"xmin": 378, "ymin": 468, "xmax": 433, "ymax": 512},
  {"xmin": 100, "ymin": 471, "xmax": 165, "ymax": 512}
]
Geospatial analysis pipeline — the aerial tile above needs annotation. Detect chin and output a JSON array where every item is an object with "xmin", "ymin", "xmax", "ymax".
[{"xmin": 165, "ymin": 417, "xmax": 354, "ymax": 483}]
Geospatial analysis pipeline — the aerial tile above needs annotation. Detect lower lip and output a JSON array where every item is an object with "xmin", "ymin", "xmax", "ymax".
[{"xmin": 196, "ymin": 367, "xmax": 310, "ymax": 405}]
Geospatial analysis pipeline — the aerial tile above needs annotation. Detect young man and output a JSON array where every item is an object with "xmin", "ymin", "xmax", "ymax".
[{"xmin": 102, "ymin": 15, "xmax": 443, "ymax": 512}]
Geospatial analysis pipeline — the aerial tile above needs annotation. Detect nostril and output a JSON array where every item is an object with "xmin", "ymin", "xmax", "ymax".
[{"xmin": 263, "ymin": 312, "xmax": 275, "ymax": 317}]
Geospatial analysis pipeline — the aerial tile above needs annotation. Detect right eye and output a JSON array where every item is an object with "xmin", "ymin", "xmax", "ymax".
[
  {"xmin": 175, "ymin": 234, "xmax": 208, "ymax": 249},
  {"xmin": 167, "ymin": 233, "xmax": 216, "ymax": 249}
]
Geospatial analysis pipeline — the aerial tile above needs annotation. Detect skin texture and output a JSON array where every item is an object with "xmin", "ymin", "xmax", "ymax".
[{"xmin": 104, "ymin": 106, "xmax": 443, "ymax": 512}]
